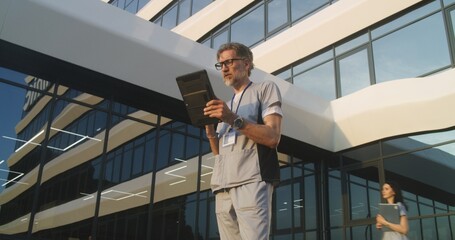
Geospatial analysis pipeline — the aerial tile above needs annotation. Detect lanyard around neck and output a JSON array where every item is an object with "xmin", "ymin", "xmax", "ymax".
[{"xmin": 230, "ymin": 81, "xmax": 253, "ymax": 114}]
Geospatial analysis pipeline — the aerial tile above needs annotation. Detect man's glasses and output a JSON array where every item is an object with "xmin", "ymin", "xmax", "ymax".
[{"xmin": 214, "ymin": 58, "xmax": 244, "ymax": 70}]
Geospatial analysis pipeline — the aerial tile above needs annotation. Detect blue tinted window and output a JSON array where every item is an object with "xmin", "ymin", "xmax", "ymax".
[
  {"xmin": 231, "ymin": 5, "xmax": 265, "ymax": 47},
  {"xmin": 374, "ymin": 13, "xmax": 450, "ymax": 82},
  {"xmin": 293, "ymin": 60, "xmax": 336, "ymax": 100}
]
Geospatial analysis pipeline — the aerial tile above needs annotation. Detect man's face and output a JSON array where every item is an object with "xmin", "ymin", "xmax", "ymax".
[{"xmin": 218, "ymin": 49, "xmax": 249, "ymax": 88}]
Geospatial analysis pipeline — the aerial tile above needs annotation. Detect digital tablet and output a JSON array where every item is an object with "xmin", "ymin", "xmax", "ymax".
[
  {"xmin": 176, "ymin": 70, "xmax": 219, "ymax": 127},
  {"xmin": 379, "ymin": 203, "xmax": 400, "ymax": 232}
]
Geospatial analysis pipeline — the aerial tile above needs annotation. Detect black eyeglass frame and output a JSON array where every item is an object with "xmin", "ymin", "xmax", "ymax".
[{"xmin": 214, "ymin": 58, "xmax": 245, "ymax": 70}]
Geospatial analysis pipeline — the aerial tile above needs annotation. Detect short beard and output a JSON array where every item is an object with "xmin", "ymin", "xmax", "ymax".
[{"xmin": 224, "ymin": 71, "xmax": 248, "ymax": 88}]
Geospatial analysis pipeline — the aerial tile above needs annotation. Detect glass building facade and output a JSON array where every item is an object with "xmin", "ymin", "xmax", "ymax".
[{"xmin": 0, "ymin": 0, "xmax": 454, "ymax": 239}]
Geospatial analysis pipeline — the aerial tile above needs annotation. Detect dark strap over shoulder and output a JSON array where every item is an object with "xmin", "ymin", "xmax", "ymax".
[{"xmin": 257, "ymin": 97, "xmax": 280, "ymax": 186}]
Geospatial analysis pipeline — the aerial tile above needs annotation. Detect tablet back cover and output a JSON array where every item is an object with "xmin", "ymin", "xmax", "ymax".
[
  {"xmin": 176, "ymin": 70, "xmax": 219, "ymax": 127},
  {"xmin": 379, "ymin": 203, "xmax": 400, "ymax": 232}
]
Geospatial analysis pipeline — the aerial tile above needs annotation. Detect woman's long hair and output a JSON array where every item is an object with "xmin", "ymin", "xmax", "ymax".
[{"xmin": 385, "ymin": 180, "xmax": 408, "ymax": 210}]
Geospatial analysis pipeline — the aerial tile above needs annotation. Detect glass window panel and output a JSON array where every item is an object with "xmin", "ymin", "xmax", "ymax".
[
  {"xmin": 207, "ymin": 197, "xmax": 218, "ymax": 238},
  {"xmin": 372, "ymin": 1, "xmax": 440, "ymax": 39},
  {"xmin": 201, "ymin": 38, "xmax": 211, "ymax": 48},
  {"xmin": 293, "ymin": 160, "xmax": 303, "ymax": 178},
  {"xmin": 293, "ymin": 182, "xmax": 302, "ymax": 228},
  {"xmin": 350, "ymin": 225, "xmax": 375, "ymax": 239},
  {"xmin": 212, "ymin": 28, "xmax": 229, "ymax": 51},
  {"xmin": 197, "ymin": 195, "xmax": 208, "ymax": 239},
  {"xmin": 373, "ymin": 13, "xmax": 451, "ymax": 83},
  {"xmin": 275, "ymin": 184, "xmax": 292, "ymax": 230},
  {"xmin": 182, "ymin": 198, "xmax": 197, "ymax": 239},
  {"xmin": 132, "ymin": 144, "xmax": 144, "ymax": 176},
  {"xmin": 293, "ymin": 60, "xmax": 336, "ymax": 101},
  {"xmin": 178, "ymin": 0, "xmax": 191, "ymax": 24},
  {"xmin": 138, "ymin": 0, "xmax": 150, "ymax": 11},
  {"xmin": 186, "ymin": 136, "xmax": 199, "ymax": 159},
  {"xmin": 192, "ymin": 0, "xmax": 212, "ymax": 13},
  {"xmin": 346, "ymin": 166, "xmax": 380, "ymax": 221},
  {"xmin": 384, "ymin": 147, "xmax": 454, "ymax": 205},
  {"xmin": 231, "ymin": 5, "xmax": 265, "ymax": 47},
  {"xmin": 382, "ymin": 136, "xmax": 422, "ymax": 156},
  {"xmin": 330, "ymin": 228, "xmax": 343, "ymax": 240},
  {"xmin": 305, "ymin": 174, "xmax": 317, "ymax": 229},
  {"xmin": 435, "ymin": 201, "xmax": 448, "ymax": 213},
  {"xmin": 113, "ymin": 154, "xmax": 122, "ymax": 183},
  {"xmin": 293, "ymin": 49, "xmax": 332, "ymax": 75},
  {"xmin": 409, "ymin": 129, "xmax": 455, "ymax": 145},
  {"xmin": 407, "ymin": 218, "xmax": 422, "ymax": 240},
  {"xmin": 187, "ymin": 124, "xmax": 200, "ymax": 137},
  {"xmin": 0, "ymin": 67, "xmax": 52, "ymax": 91},
  {"xmin": 274, "ymin": 68, "xmax": 291, "ymax": 82},
  {"xmin": 422, "ymin": 218, "xmax": 437, "ymax": 239},
  {"xmin": 404, "ymin": 193, "xmax": 418, "ymax": 218},
  {"xmin": 291, "ymin": 0, "xmax": 328, "ymax": 22},
  {"xmin": 125, "ymin": 0, "xmax": 138, "ymax": 14},
  {"xmin": 121, "ymin": 149, "xmax": 133, "ymax": 181},
  {"xmin": 275, "ymin": 234, "xmax": 292, "ymax": 240},
  {"xmin": 105, "ymin": 158, "xmax": 114, "ymax": 182},
  {"xmin": 280, "ymin": 165, "xmax": 292, "ymax": 181},
  {"xmin": 335, "ymin": 33, "xmax": 368, "ymax": 55},
  {"xmin": 156, "ymin": 129, "xmax": 171, "ymax": 170},
  {"xmin": 446, "ymin": 0, "xmax": 455, "ymax": 5},
  {"xmin": 144, "ymin": 132, "xmax": 156, "ymax": 173},
  {"xmin": 436, "ymin": 216, "xmax": 452, "ymax": 239},
  {"xmin": 99, "ymin": 117, "xmax": 153, "ymax": 238},
  {"xmin": 171, "ymin": 132, "xmax": 185, "ymax": 161},
  {"xmin": 162, "ymin": 5, "xmax": 178, "ymax": 30},
  {"xmin": 328, "ymin": 172, "xmax": 343, "ymax": 227},
  {"xmin": 153, "ymin": 153, "xmax": 199, "ymax": 205},
  {"xmin": 35, "ymin": 89, "xmax": 107, "ymax": 235},
  {"xmin": 0, "ymin": 81, "xmax": 43, "ymax": 234},
  {"xmin": 349, "ymin": 182, "xmax": 368, "ymax": 220},
  {"xmin": 368, "ymin": 183, "xmax": 380, "ymax": 218},
  {"xmin": 267, "ymin": 0, "xmax": 288, "ymax": 34},
  {"xmin": 200, "ymin": 154, "xmax": 214, "ymax": 192},
  {"xmin": 339, "ymin": 48, "xmax": 371, "ymax": 96}
]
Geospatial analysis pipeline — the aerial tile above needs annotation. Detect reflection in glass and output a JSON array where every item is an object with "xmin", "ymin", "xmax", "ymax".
[
  {"xmin": 32, "ymin": 91, "xmax": 108, "ymax": 237},
  {"xmin": 371, "ymin": 1, "xmax": 440, "ymax": 39},
  {"xmin": 335, "ymin": 33, "xmax": 368, "ymax": 55},
  {"xmin": 291, "ymin": 0, "xmax": 328, "ymax": 22},
  {"xmin": 162, "ymin": 5, "xmax": 178, "ymax": 30},
  {"xmin": 98, "ymin": 116, "xmax": 153, "ymax": 239},
  {"xmin": 384, "ymin": 144, "xmax": 454, "ymax": 201},
  {"xmin": 212, "ymin": 28, "xmax": 229, "ymax": 51},
  {"xmin": 231, "ymin": 5, "xmax": 264, "ymax": 47},
  {"xmin": 328, "ymin": 170, "xmax": 342, "ymax": 227},
  {"xmin": 339, "ymin": 49, "xmax": 371, "ymax": 96},
  {"xmin": 345, "ymin": 166, "xmax": 380, "ymax": 221},
  {"xmin": 304, "ymin": 171, "xmax": 317, "ymax": 230},
  {"xmin": 267, "ymin": 0, "xmax": 288, "ymax": 34},
  {"xmin": 275, "ymin": 184, "xmax": 292, "ymax": 230},
  {"xmin": 178, "ymin": 0, "xmax": 191, "ymax": 24},
  {"xmin": 0, "ymin": 82, "xmax": 42, "ymax": 234},
  {"xmin": 293, "ymin": 49, "xmax": 332, "ymax": 75},
  {"xmin": 373, "ymin": 13, "xmax": 450, "ymax": 83},
  {"xmin": 293, "ymin": 61, "xmax": 336, "ymax": 100}
]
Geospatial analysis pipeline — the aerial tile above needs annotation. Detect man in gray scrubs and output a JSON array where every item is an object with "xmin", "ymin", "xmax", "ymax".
[{"xmin": 204, "ymin": 42, "xmax": 283, "ymax": 240}]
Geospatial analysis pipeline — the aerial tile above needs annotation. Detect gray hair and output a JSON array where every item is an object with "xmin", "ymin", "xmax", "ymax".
[{"xmin": 217, "ymin": 42, "xmax": 254, "ymax": 76}]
